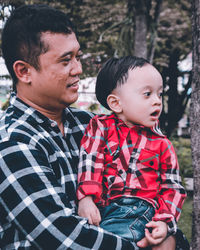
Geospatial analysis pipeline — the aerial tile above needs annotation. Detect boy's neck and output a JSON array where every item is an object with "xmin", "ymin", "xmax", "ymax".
[{"xmin": 114, "ymin": 112, "xmax": 136, "ymax": 128}]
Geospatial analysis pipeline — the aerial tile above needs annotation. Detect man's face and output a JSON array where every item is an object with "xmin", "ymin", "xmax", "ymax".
[
  {"xmin": 114, "ymin": 64, "xmax": 163, "ymax": 128},
  {"xmin": 27, "ymin": 32, "xmax": 83, "ymax": 111}
]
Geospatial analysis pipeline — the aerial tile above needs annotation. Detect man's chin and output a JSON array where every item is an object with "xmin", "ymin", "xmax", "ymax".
[{"xmin": 64, "ymin": 95, "xmax": 79, "ymax": 107}]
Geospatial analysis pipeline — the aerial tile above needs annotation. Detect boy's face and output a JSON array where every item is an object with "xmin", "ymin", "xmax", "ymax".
[{"xmin": 114, "ymin": 64, "xmax": 163, "ymax": 128}]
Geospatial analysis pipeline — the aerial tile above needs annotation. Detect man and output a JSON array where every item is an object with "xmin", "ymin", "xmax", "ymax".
[
  {"xmin": 0, "ymin": 4, "xmax": 189, "ymax": 250},
  {"xmin": 0, "ymin": 4, "xmax": 135, "ymax": 249}
]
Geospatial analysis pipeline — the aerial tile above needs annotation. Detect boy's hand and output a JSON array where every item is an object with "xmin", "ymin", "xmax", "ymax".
[
  {"xmin": 78, "ymin": 196, "xmax": 101, "ymax": 226},
  {"xmin": 142, "ymin": 221, "xmax": 168, "ymax": 246},
  {"xmin": 137, "ymin": 221, "xmax": 168, "ymax": 248}
]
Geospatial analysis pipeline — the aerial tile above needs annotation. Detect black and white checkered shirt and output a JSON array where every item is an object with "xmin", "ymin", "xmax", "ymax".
[{"xmin": 0, "ymin": 93, "xmax": 135, "ymax": 249}]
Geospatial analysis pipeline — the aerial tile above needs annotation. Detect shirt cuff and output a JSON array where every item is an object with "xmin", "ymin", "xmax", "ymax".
[{"xmin": 167, "ymin": 220, "xmax": 177, "ymax": 236}]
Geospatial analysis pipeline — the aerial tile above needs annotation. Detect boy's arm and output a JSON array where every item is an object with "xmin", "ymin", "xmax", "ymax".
[
  {"xmin": 77, "ymin": 116, "xmax": 106, "ymax": 203},
  {"xmin": 78, "ymin": 196, "xmax": 101, "ymax": 226},
  {"xmin": 153, "ymin": 139, "xmax": 186, "ymax": 235}
]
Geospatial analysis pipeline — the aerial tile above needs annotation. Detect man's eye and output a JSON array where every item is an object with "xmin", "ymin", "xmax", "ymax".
[
  {"xmin": 76, "ymin": 53, "xmax": 83, "ymax": 61},
  {"xmin": 159, "ymin": 92, "xmax": 163, "ymax": 97},
  {"xmin": 62, "ymin": 58, "xmax": 71, "ymax": 63}
]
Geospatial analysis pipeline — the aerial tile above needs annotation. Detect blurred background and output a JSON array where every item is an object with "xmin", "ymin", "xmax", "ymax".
[{"xmin": 0, "ymin": 0, "xmax": 193, "ymax": 243}]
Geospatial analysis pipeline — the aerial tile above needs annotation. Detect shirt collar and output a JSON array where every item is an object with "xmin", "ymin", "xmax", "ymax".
[
  {"xmin": 99, "ymin": 112, "xmax": 165, "ymax": 137},
  {"xmin": 9, "ymin": 92, "xmax": 73, "ymax": 127}
]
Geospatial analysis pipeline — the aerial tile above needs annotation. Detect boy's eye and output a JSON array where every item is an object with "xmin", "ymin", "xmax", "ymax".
[
  {"xmin": 144, "ymin": 92, "xmax": 151, "ymax": 97},
  {"xmin": 159, "ymin": 92, "xmax": 163, "ymax": 97}
]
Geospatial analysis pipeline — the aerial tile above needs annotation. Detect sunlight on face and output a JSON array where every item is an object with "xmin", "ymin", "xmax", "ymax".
[
  {"xmin": 25, "ymin": 32, "xmax": 83, "ymax": 112},
  {"xmin": 114, "ymin": 64, "xmax": 163, "ymax": 128}
]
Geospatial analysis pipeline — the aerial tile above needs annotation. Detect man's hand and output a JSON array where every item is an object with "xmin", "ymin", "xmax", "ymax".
[
  {"xmin": 78, "ymin": 196, "xmax": 101, "ymax": 226},
  {"xmin": 137, "ymin": 221, "xmax": 168, "ymax": 248}
]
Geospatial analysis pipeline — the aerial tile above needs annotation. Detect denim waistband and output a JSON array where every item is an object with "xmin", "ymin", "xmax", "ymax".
[{"xmin": 112, "ymin": 197, "xmax": 153, "ymax": 208}]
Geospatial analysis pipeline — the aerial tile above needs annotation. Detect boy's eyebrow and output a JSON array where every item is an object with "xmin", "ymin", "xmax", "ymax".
[{"xmin": 137, "ymin": 84, "xmax": 163, "ymax": 91}]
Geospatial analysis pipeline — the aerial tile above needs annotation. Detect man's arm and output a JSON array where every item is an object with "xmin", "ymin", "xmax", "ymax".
[{"xmin": 0, "ymin": 140, "xmax": 135, "ymax": 249}]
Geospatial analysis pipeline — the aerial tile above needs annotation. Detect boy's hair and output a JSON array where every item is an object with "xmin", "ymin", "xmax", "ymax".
[
  {"xmin": 1, "ymin": 4, "xmax": 75, "ymax": 91},
  {"xmin": 95, "ymin": 56, "xmax": 149, "ymax": 110}
]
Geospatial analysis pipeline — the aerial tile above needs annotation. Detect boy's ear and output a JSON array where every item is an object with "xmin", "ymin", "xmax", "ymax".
[
  {"xmin": 13, "ymin": 60, "xmax": 32, "ymax": 83},
  {"xmin": 107, "ymin": 94, "xmax": 122, "ymax": 113}
]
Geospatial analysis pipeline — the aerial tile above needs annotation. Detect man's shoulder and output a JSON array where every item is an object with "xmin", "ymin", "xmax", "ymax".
[
  {"xmin": 0, "ymin": 104, "xmax": 41, "ymax": 144},
  {"xmin": 68, "ymin": 107, "xmax": 94, "ymax": 124}
]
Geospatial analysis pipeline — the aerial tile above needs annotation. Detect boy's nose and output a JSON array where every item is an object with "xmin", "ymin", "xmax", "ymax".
[{"xmin": 153, "ymin": 95, "xmax": 162, "ymax": 105}]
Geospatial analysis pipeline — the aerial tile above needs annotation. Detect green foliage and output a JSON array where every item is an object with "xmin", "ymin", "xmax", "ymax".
[
  {"xmin": 178, "ymin": 194, "xmax": 192, "ymax": 244},
  {"xmin": 88, "ymin": 103, "xmax": 99, "ymax": 112},
  {"xmin": 0, "ymin": 0, "xmax": 191, "ymax": 76},
  {"xmin": 0, "ymin": 0, "xmax": 192, "ymax": 136},
  {"xmin": 171, "ymin": 137, "xmax": 193, "ymax": 178},
  {"xmin": 154, "ymin": 0, "xmax": 191, "ymax": 69},
  {"xmin": 171, "ymin": 137, "xmax": 193, "ymax": 244},
  {"xmin": 1, "ymin": 98, "xmax": 9, "ymax": 110}
]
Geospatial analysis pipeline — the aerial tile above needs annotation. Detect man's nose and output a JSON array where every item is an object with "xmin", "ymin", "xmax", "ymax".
[{"xmin": 70, "ymin": 59, "xmax": 82, "ymax": 75}]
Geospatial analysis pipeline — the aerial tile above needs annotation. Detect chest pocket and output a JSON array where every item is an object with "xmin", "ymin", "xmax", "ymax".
[
  {"xmin": 128, "ymin": 149, "xmax": 160, "ymax": 190},
  {"xmin": 138, "ymin": 149, "xmax": 159, "ymax": 169}
]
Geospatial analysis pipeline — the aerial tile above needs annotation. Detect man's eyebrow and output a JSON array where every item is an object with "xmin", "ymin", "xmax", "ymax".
[
  {"xmin": 58, "ymin": 51, "xmax": 72, "ymax": 59},
  {"xmin": 58, "ymin": 48, "xmax": 82, "ymax": 59}
]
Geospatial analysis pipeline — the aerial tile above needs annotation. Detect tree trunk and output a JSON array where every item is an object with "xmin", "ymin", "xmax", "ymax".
[
  {"xmin": 190, "ymin": 0, "xmax": 200, "ymax": 249},
  {"xmin": 148, "ymin": 0, "xmax": 163, "ymax": 63},
  {"xmin": 128, "ymin": 0, "xmax": 149, "ymax": 59},
  {"xmin": 166, "ymin": 49, "xmax": 180, "ymax": 137},
  {"xmin": 134, "ymin": 13, "xmax": 147, "ymax": 58}
]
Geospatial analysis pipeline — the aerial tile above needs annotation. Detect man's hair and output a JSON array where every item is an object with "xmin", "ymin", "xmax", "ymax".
[
  {"xmin": 95, "ymin": 56, "xmax": 150, "ymax": 110},
  {"xmin": 1, "ymin": 4, "xmax": 75, "ymax": 91}
]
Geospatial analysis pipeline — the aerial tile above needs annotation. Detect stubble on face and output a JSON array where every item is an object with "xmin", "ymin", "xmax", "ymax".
[{"xmin": 17, "ymin": 32, "xmax": 82, "ymax": 120}]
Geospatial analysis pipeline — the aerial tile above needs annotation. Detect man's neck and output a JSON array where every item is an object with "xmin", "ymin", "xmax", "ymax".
[{"xmin": 17, "ymin": 93, "xmax": 65, "ymax": 135}]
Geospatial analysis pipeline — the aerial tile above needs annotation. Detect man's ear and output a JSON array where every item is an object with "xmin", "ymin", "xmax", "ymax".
[
  {"xmin": 107, "ymin": 94, "xmax": 122, "ymax": 113},
  {"xmin": 13, "ymin": 60, "xmax": 31, "ymax": 83}
]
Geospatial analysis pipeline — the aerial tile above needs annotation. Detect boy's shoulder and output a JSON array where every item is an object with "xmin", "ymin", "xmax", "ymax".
[
  {"xmin": 89, "ymin": 113, "xmax": 116, "ymax": 124},
  {"xmin": 84, "ymin": 113, "xmax": 117, "ymax": 133}
]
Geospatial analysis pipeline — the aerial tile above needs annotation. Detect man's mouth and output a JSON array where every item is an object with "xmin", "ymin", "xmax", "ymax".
[{"xmin": 67, "ymin": 81, "xmax": 79, "ymax": 88}]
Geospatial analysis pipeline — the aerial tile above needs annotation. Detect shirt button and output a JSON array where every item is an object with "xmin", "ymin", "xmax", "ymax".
[
  {"xmin": 133, "ymin": 206, "xmax": 137, "ymax": 210},
  {"xmin": 149, "ymin": 161, "xmax": 154, "ymax": 166},
  {"xmin": 51, "ymin": 122, "xmax": 56, "ymax": 127}
]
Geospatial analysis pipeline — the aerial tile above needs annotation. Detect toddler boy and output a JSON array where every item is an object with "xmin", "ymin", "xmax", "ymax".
[{"xmin": 77, "ymin": 56, "xmax": 186, "ymax": 247}]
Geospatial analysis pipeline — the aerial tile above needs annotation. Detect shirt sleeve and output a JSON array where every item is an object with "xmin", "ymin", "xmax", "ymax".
[
  {"xmin": 0, "ymin": 140, "xmax": 135, "ymax": 250},
  {"xmin": 77, "ymin": 116, "xmax": 106, "ymax": 203},
  {"xmin": 152, "ymin": 138, "xmax": 187, "ymax": 234}
]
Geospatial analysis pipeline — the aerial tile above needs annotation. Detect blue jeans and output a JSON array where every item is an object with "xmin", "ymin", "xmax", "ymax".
[{"xmin": 100, "ymin": 197, "xmax": 155, "ymax": 242}]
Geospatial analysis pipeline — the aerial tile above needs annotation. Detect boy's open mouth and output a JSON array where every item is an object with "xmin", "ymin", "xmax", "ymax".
[{"xmin": 150, "ymin": 110, "xmax": 160, "ymax": 117}]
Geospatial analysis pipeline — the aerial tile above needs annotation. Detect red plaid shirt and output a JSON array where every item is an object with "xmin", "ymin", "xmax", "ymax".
[{"xmin": 77, "ymin": 114, "xmax": 186, "ymax": 233}]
